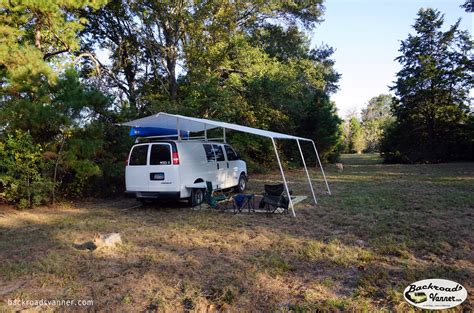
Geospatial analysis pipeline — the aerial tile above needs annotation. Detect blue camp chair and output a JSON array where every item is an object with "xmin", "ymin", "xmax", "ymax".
[{"xmin": 232, "ymin": 194, "xmax": 255, "ymax": 214}]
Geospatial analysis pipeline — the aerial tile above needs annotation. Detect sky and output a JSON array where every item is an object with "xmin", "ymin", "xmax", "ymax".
[{"xmin": 309, "ymin": 0, "xmax": 472, "ymax": 118}]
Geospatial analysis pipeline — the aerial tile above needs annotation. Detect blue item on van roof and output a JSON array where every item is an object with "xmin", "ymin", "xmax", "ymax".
[{"xmin": 129, "ymin": 127, "xmax": 189, "ymax": 138}]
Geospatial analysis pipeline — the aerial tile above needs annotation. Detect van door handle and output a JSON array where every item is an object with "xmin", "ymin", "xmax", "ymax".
[
  {"xmin": 227, "ymin": 162, "xmax": 229, "ymax": 168},
  {"xmin": 217, "ymin": 163, "xmax": 219, "ymax": 170}
]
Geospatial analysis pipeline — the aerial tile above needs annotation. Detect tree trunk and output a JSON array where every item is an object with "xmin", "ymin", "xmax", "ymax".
[
  {"xmin": 27, "ymin": 173, "xmax": 31, "ymax": 208},
  {"xmin": 121, "ymin": 43, "xmax": 138, "ymax": 111},
  {"xmin": 52, "ymin": 136, "xmax": 66, "ymax": 205},
  {"xmin": 166, "ymin": 55, "xmax": 178, "ymax": 101},
  {"xmin": 163, "ymin": 20, "xmax": 178, "ymax": 102},
  {"xmin": 35, "ymin": 29, "xmax": 41, "ymax": 49}
]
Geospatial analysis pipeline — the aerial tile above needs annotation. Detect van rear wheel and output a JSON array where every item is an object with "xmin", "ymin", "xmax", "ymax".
[
  {"xmin": 189, "ymin": 188, "xmax": 204, "ymax": 206},
  {"xmin": 235, "ymin": 174, "xmax": 247, "ymax": 193}
]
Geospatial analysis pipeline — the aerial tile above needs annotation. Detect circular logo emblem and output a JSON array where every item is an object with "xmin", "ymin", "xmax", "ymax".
[{"xmin": 404, "ymin": 279, "xmax": 467, "ymax": 310}]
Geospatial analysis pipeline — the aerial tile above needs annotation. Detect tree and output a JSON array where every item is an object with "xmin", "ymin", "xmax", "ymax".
[
  {"xmin": 340, "ymin": 115, "xmax": 366, "ymax": 154},
  {"xmin": 296, "ymin": 91, "xmax": 342, "ymax": 162},
  {"xmin": 382, "ymin": 8, "xmax": 473, "ymax": 163},
  {"xmin": 181, "ymin": 25, "xmax": 341, "ymax": 163},
  {"xmin": 361, "ymin": 94, "xmax": 394, "ymax": 152},
  {"xmin": 0, "ymin": 67, "xmax": 130, "ymax": 205},
  {"xmin": 0, "ymin": 131, "xmax": 53, "ymax": 208},
  {"xmin": 77, "ymin": 0, "xmax": 343, "ymax": 167},
  {"xmin": 0, "ymin": 0, "xmax": 106, "ymax": 88},
  {"xmin": 79, "ymin": 0, "xmax": 325, "ymax": 106},
  {"xmin": 79, "ymin": 0, "xmax": 145, "ymax": 112},
  {"xmin": 2, "ymin": 0, "xmax": 343, "ymax": 207},
  {"xmin": 349, "ymin": 117, "xmax": 366, "ymax": 154}
]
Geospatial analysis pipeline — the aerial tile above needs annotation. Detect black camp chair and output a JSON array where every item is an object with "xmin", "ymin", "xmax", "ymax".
[{"xmin": 259, "ymin": 183, "xmax": 291, "ymax": 214}]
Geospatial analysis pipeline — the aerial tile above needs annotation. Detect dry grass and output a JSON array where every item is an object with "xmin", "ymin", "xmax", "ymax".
[{"xmin": 0, "ymin": 154, "xmax": 473, "ymax": 312}]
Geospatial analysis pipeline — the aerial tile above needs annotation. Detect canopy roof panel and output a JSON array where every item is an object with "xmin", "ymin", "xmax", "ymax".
[{"xmin": 122, "ymin": 112, "xmax": 310, "ymax": 141}]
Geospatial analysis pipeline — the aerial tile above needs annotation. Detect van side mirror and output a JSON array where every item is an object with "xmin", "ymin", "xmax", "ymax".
[{"xmin": 236, "ymin": 151, "xmax": 241, "ymax": 159}]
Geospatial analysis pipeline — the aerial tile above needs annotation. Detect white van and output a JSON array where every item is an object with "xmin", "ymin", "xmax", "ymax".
[{"xmin": 125, "ymin": 140, "xmax": 247, "ymax": 205}]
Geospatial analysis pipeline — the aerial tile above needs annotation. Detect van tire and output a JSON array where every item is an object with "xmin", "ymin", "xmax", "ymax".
[
  {"xmin": 235, "ymin": 173, "xmax": 247, "ymax": 193},
  {"xmin": 189, "ymin": 188, "xmax": 204, "ymax": 206}
]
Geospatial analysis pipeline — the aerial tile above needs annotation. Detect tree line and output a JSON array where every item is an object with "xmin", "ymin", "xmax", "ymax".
[
  {"xmin": 1, "ymin": 0, "xmax": 341, "ymax": 208},
  {"xmin": 0, "ymin": 2, "xmax": 472, "ymax": 208},
  {"xmin": 341, "ymin": 8, "xmax": 472, "ymax": 163}
]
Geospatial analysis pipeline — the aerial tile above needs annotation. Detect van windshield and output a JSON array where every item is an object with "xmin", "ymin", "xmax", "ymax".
[
  {"xmin": 129, "ymin": 145, "xmax": 148, "ymax": 166},
  {"xmin": 150, "ymin": 144, "xmax": 171, "ymax": 165}
]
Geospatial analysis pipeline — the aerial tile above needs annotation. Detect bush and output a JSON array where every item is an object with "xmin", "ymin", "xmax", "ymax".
[{"xmin": 0, "ymin": 131, "xmax": 53, "ymax": 208}]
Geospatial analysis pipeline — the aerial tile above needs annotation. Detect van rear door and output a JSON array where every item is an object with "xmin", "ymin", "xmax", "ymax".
[
  {"xmin": 148, "ymin": 143, "xmax": 179, "ymax": 192},
  {"xmin": 126, "ymin": 144, "xmax": 149, "ymax": 191}
]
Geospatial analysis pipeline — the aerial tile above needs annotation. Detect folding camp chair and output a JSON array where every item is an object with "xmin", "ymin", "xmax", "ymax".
[
  {"xmin": 258, "ymin": 183, "xmax": 291, "ymax": 214},
  {"xmin": 203, "ymin": 181, "xmax": 229, "ymax": 209}
]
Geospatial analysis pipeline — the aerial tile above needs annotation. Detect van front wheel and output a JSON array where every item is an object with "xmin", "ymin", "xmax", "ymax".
[
  {"xmin": 189, "ymin": 188, "xmax": 204, "ymax": 206},
  {"xmin": 235, "ymin": 174, "xmax": 247, "ymax": 193}
]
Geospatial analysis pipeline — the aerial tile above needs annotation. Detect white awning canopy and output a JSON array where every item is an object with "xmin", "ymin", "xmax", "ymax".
[
  {"xmin": 121, "ymin": 112, "xmax": 310, "ymax": 141},
  {"xmin": 121, "ymin": 112, "xmax": 331, "ymax": 216}
]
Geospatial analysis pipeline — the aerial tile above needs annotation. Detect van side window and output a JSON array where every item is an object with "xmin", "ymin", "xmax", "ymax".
[
  {"xmin": 212, "ymin": 144, "xmax": 225, "ymax": 161},
  {"xmin": 224, "ymin": 145, "xmax": 238, "ymax": 161},
  {"xmin": 150, "ymin": 144, "xmax": 171, "ymax": 165},
  {"xmin": 203, "ymin": 144, "xmax": 216, "ymax": 162},
  {"xmin": 129, "ymin": 145, "xmax": 148, "ymax": 166}
]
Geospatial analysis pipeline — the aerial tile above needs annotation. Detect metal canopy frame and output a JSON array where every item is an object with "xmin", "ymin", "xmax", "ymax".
[{"xmin": 122, "ymin": 112, "xmax": 331, "ymax": 217}]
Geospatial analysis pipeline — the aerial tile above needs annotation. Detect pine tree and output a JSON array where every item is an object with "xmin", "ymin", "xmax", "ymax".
[
  {"xmin": 0, "ymin": 0, "xmax": 106, "ymax": 88},
  {"xmin": 382, "ymin": 8, "xmax": 473, "ymax": 163}
]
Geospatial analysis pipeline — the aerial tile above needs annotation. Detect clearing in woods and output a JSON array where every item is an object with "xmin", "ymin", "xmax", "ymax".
[{"xmin": 0, "ymin": 154, "xmax": 472, "ymax": 311}]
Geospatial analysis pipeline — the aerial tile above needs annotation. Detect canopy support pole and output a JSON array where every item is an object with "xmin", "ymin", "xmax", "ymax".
[
  {"xmin": 311, "ymin": 140, "xmax": 331, "ymax": 195},
  {"xmin": 297, "ymin": 139, "xmax": 317, "ymax": 205},
  {"xmin": 271, "ymin": 138, "xmax": 295, "ymax": 217},
  {"xmin": 223, "ymin": 128, "xmax": 226, "ymax": 143},
  {"xmin": 177, "ymin": 117, "xmax": 181, "ymax": 140}
]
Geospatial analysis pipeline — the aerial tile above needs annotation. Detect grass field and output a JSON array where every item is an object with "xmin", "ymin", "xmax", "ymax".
[{"xmin": 0, "ymin": 154, "xmax": 473, "ymax": 312}]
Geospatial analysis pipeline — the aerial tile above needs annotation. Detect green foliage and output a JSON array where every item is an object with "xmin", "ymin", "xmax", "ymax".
[
  {"xmin": 60, "ymin": 133, "xmax": 103, "ymax": 197},
  {"xmin": 0, "ymin": 0, "xmax": 113, "ymax": 207},
  {"xmin": 0, "ymin": 0, "xmax": 107, "ymax": 88},
  {"xmin": 251, "ymin": 24, "xmax": 311, "ymax": 62},
  {"xmin": 182, "ymin": 27, "xmax": 341, "ymax": 163},
  {"xmin": 382, "ymin": 8, "xmax": 473, "ymax": 163},
  {"xmin": 81, "ymin": 0, "xmax": 325, "ymax": 108},
  {"xmin": 361, "ymin": 94, "xmax": 395, "ymax": 152},
  {"xmin": 59, "ymin": 121, "xmax": 132, "ymax": 197},
  {"xmin": 341, "ymin": 116, "xmax": 366, "ymax": 154},
  {"xmin": 349, "ymin": 117, "xmax": 366, "ymax": 154},
  {"xmin": 80, "ymin": 0, "xmax": 340, "ymax": 163},
  {"xmin": 1, "ymin": 0, "xmax": 342, "ymax": 206},
  {"xmin": 0, "ymin": 130, "xmax": 53, "ymax": 208},
  {"xmin": 1, "ymin": 68, "xmax": 130, "ymax": 206}
]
